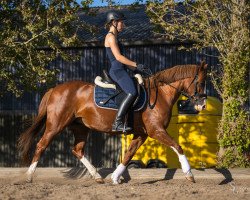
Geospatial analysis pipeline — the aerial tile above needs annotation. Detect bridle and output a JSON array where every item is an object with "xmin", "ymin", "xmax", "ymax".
[
  {"xmin": 146, "ymin": 66, "xmax": 207, "ymax": 109},
  {"xmin": 167, "ymin": 66, "xmax": 207, "ymax": 102}
]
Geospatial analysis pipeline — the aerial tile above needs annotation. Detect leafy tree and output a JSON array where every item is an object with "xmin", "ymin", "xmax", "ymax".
[
  {"xmin": 146, "ymin": 0, "xmax": 249, "ymax": 167},
  {"xmin": 0, "ymin": 0, "xmax": 96, "ymax": 96}
]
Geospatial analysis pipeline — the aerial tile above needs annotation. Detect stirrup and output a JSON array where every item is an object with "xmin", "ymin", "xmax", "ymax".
[{"xmin": 112, "ymin": 122, "xmax": 132, "ymax": 132}]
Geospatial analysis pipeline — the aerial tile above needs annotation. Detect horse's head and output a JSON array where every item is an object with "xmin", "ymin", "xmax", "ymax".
[{"xmin": 183, "ymin": 61, "xmax": 208, "ymax": 112}]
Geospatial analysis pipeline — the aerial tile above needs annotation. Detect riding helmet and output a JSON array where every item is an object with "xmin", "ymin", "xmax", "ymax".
[{"xmin": 106, "ymin": 11, "xmax": 126, "ymax": 24}]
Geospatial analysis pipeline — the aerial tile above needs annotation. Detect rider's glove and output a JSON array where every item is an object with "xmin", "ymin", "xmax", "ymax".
[
  {"xmin": 135, "ymin": 64, "xmax": 152, "ymax": 77},
  {"xmin": 136, "ymin": 64, "xmax": 145, "ymax": 72}
]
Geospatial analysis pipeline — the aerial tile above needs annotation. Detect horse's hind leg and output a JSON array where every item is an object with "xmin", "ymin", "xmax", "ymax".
[
  {"xmin": 26, "ymin": 126, "xmax": 59, "ymax": 182},
  {"xmin": 26, "ymin": 114, "xmax": 72, "ymax": 182},
  {"xmin": 70, "ymin": 123, "xmax": 104, "ymax": 184},
  {"xmin": 111, "ymin": 134, "xmax": 147, "ymax": 184}
]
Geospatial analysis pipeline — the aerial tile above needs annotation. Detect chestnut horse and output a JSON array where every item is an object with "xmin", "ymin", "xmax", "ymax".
[{"xmin": 18, "ymin": 62, "xmax": 208, "ymax": 184}]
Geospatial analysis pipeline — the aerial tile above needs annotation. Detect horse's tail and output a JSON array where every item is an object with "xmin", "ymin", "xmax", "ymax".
[{"xmin": 18, "ymin": 88, "xmax": 53, "ymax": 165}]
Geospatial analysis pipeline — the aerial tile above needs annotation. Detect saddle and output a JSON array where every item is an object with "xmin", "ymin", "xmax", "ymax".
[{"xmin": 94, "ymin": 70, "xmax": 147, "ymax": 112}]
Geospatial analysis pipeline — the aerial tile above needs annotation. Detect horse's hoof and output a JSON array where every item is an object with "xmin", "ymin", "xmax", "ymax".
[
  {"xmin": 95, "ymin": 178, "xmax": 105, "ymax": 184},
  {"xmin": 113, "ymin": 182, "xmax": 119, "ymax": 185},
  {"xmin": 26, "ymin": 177, "xmax": 33, "ymax": 183},
  {"xmin": 25, "ymin": 173, "xmax": 33, "ymax": 183},
  {"xmin": 111, "ymin": 174, "xmax": 120, "ymax": 185},
  {"xmin": 185, "ymin": 171, "xmax": 195, "ymax": 183},
  {"xmin": 185, "ymin": 175, "xmax": 195, "ymax": 183},
  {"xmin": 111, "ymin": 179, "xmax": 120, "ymax": 185}
]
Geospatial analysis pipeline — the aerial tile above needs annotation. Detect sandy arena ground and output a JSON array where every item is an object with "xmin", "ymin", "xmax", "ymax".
[{"xmin": 0, "ymin": 168, "xmax": 249, "ymax": 200}]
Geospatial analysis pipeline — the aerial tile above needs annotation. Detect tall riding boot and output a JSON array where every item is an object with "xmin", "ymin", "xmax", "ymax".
[{"xmin": 112, "ymin": 93, "xmax": 136, "ymax": 132}]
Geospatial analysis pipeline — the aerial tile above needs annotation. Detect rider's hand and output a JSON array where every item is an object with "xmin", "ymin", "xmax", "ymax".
[
  {"xmin": 135, "ymin": 64, "xmax": 152, "ymax": 76},
  {"xmin": 136, "ymin": 64, "xmax": 145, "ymax": 71},
  {"xmin": 135, "ymin": 64, "xmax": 146, "ymax": 73}
]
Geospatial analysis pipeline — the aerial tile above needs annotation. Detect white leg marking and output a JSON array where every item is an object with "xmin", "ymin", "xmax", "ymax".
[
  {"xmin": 171, "ymin": 147, "xmax": 191, "ymax": 174},
  {"xmin": 111, "ymin": 163, "xmax": 126, "ymax": 184},
  {"xmin": 26, "ymin": 161, "xmax": 38, "ymax": 182},
  {"xmin": 27, "ymin": 161, "xmax": 38, "ymax": 175},
  {"xmin": 80, "ymin": 156, "xmax": 101, "ymax": 179}
]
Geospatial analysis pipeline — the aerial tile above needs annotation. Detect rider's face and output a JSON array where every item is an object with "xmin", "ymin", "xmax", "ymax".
[{"xmin": 115, "ymin": 20, "xmax": 125, "ymax": 32}]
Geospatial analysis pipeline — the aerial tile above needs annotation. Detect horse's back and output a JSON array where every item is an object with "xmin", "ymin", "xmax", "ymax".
[
  {"xmin": 50, "ymin": 80, "xmax": 93, "ymax": 96},
  {"xmin": 53, "ymin": 80, "xmax": 93, "ymax": 89}
]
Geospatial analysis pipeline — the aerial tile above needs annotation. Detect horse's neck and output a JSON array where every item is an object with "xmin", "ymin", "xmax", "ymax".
[
  {"xmin": 145, "ymin": 76, "xmax": 185, "ymax": 105},
  {"xmin": 153, "ymin": 65, "xmax": 197, "ymax": 85},
  {"xmin": 159, "ymin": 81, "xmax": 184, "ymax": 106}
]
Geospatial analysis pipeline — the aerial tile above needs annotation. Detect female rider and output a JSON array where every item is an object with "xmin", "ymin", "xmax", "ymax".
[{"xmin": 104, "ymin": 11, "xmax": 146, "ymax": 132}]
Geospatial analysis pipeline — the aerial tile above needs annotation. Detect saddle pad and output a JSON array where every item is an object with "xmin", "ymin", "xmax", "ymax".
[{"xmin": 94, "ymin": 85, "xmax": 147, "ymax": 111}]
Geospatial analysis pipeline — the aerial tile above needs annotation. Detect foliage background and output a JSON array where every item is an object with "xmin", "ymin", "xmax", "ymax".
[
  {"xmin": 0, "ymin": 0, "xmax": 97, "ymax": 96},
  {"xmin": 146, "ymin": 0, "xmax": 249, "ymax": 167}
]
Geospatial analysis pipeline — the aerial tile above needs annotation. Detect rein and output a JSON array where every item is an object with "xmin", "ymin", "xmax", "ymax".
[{"xmin": 147, "ymin": 77, "xmax": 158, "ymax": 109}]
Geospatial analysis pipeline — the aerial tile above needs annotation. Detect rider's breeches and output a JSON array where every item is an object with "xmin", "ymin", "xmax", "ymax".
[{"xmin": 109, "ymin": 60, "xmax": 137, "ymax": 96}]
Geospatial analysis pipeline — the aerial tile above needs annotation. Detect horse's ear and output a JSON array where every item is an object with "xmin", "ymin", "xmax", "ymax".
[{"xmin": 200, "ymin": 60, "xmax": 208, "ymax": 70}]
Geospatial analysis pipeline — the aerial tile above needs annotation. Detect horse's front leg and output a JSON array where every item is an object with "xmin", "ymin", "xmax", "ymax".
[
  {"xmin": 148, "ymin": 128, "xmax": 195, "ymax": 183},
  {"xmin": 111, "ymin": 134, "xmax": 147, "ymax": 184}
]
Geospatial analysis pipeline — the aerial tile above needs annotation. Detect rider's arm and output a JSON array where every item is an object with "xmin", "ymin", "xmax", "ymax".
[{"xmin": 107, "ymin": 34, "xmax": 137, "ymax": 68}]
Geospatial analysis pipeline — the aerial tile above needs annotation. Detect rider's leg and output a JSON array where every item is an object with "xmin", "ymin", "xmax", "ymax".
[
  {"xmin": 109, "ymin": 66, "xmax": 137, "ymax": 132},
  {"xmin": 112, "ymin": 93, "xmax": 136, "ymax": 131}
]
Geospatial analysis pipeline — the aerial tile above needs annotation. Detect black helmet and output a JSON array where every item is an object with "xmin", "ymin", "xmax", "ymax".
[{"xmin": 106, "ymin": 11, "xmax": 126, "ymax": 24}]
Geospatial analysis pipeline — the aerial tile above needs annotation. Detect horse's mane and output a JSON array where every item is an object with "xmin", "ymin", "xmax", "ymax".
[{"xmin": 152, "ymin": 64, "xmax": 198, "ymax": 84}]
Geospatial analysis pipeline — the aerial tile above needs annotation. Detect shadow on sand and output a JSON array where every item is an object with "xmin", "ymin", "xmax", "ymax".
[{"xmin": 61, "ymin": 167, "xmax": 234, "ymax": 185}]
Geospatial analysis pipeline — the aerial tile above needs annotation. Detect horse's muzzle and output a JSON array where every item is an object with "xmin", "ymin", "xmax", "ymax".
[{"xmin": 194, "ymin": 98, "xmax": 207, "ymax": 111}]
